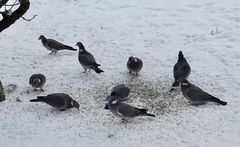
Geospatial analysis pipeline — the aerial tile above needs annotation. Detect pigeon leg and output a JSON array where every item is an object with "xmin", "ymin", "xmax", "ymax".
[
  {"xmin": 121, "ymin": 119, "xmax": 128, "ymax": 123},
  {"xmin": 170, "ymin": 88, "xmax": 175, "ymax": 92},
  {"xmin": 49, "ymin": 51, "xmax": 54, "ymax": 55},
  {"xmin": 81, "ymin": 69, "xmax": 87, "ymax": 73}
]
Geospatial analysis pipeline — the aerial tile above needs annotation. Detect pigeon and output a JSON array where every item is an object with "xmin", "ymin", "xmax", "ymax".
[
  {"xmin": 29, "ymin": 74, "xmax": 46, "ymax": 91},
  {"xmin": 30, "ymin": 93, "xmax": 80, "ymax": 111},
  {"xmin": 127, "ymin": 56, "xmax": 143, "ymax": 76},
  {"xmin": 179, "ymin": 77, "xmax": 227, "ymax": 105},
  {"xmin": 38, "ymin": 35, "xmax": 77, "ymax": 55},
  {"xmin": 111, "ymin": 84, "xmax": 130, "ymax": 100},
  {"xmin": 104, "ymin": 84, "xmax": 130, "ymax": 109},
  {"xmin": 172, "ymin": 51, "xmax": 191, "ymax": 87},
  {"xmin": 106, "ymin": 96, "xmax": 155, "ymax": 122},
  {"xmin": 76, "ymin": 42, "xmax": 104, "ymax": 73}
]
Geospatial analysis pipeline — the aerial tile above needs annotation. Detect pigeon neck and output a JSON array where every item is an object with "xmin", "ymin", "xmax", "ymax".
[{"xmin": 41, "ymin": 37, "xmax": 48, "ymax": 44}]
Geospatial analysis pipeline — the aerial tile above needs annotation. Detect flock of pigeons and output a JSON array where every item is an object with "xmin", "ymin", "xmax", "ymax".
[{"xmin": 28, "ymin": 35, "xmax": 227, "ymax": 122}]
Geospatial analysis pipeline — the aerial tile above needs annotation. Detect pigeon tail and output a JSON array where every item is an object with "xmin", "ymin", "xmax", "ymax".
[
  {"xmin": 146, "ymin": 113, "xmax": 156, "ymax": 117},
  {"xmin": 95, "ymin": 67, "xmax": 104, "ymax": 73},
  {"xmin": 137, "ymin": 108, "xmax": 155, "ymax": 117},
  {"xmin": 30, "ymin": 99, "xmax": 42, "ymax": 102},
  {"xmin": 209, "ymin": 94, "xmax": 227, "ymax": 106},
  {"xmin": 63, "ymin": 45, "xmax": 77, "ymax": 51},
  {"xmin": 30, "ymin": 96, "xmax": 46, "ymax": 102},
  {"xmin": 218, "ymin": 100, "xmax": 227, "ymax": 105},
  {"xmin": 172, "ymin": 81, "xmax": 179, "ymax": 87}
]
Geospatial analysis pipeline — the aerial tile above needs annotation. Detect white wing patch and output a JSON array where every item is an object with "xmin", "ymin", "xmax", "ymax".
[
  {"xmin": 134, "ymin": 58, "xmax": 137, "ymax": 62},
  {"xmin": 111, "ymin": 99, "xmax": 118, "ymax": 104}
]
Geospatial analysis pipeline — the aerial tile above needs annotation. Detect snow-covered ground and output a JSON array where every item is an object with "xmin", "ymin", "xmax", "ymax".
[{"xmin": 1, "ymin": 0, "xmax": 240, "ymax": 146}]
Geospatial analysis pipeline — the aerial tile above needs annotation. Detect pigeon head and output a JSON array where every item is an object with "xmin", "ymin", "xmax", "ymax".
[
  {"xmin": 75, "ymin": 42, "xmax": 85, "ymax": 52},
  {"xmin": 106, "ymin": 96, "xmax": 118, "ymax": 104},
  {"xmin": 32, "ymin": 78, "xmax": 41, "ymax": 88},
  {"xmin": 178, "ymin": 77, "xmax": 189, "ymax": 86},
  {"xmin": 128, "ymin": 56, "xmax": 137, "ymax": 62},
  {"xmin": 38, "ymin": 35, "xmax": 46, "ymax": 40},
  {"xmin": 178, "ymin": 51, "xmax": 184, "ymax": 58},
  {"xmin": 71, "ymin": 100, "xmax": 80, "ymax": 110}
]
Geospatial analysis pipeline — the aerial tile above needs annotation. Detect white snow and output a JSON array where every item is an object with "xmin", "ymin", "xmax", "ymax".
[{"xmin": 1, "ymin": 0, "xmax": 240, "ymax": 146}]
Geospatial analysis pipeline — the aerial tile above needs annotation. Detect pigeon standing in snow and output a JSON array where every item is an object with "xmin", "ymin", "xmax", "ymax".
[
  {"xmin": 172, "ymin": 51, "xmax": 191, "ymax": 87},
  {"xmin": 106, "ymin": 96, "xmax": 155, "ymax": 122},
  {"xmin": 104, "ymin": 84, "xmax": 130, "ymax": 109},
  {"xmin": 127, "ymin": 56, "xmax": 143, "ymax": 76},
  {"xmin": 179, "ymin": 77, "xmax": 227, "ymax": 105},
  {"xmin": 38, "ymin": 35, "xmax": 77, "ymax": 55},
  {"xmin": 76, "ymin": 42, "xmax": 104, "ymax": 73},
  {"xmin": 30, "ymin": 93, "xmax": 80, "ymax": 111},
  {"xmin": 29, "ymin": 74, "xmax": 46, "ymax": 91}
]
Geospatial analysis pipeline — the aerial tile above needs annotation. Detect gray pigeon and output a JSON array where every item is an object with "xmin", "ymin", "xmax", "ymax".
[
  {"xmin": 172, "ymin": 51, "xmax": 191, "ymax": 87},
  {"xmin": 179, "ymin": 77, "xmax": 227, "ymax": 105},
  {"xmin": 38, "ymin": 35, "xmax": 77, "ymax": 55},
  {"xmin": 106, "ymin": 96, "xmax": 155, "ymax": 122},
  {"xmin": 29, "ymin": 74, "xmax": 46, "ymax": 91},
  {"xmin": 76, "ymin": 42, "xmax": 104, "ymax": 73},
  {"xmin": 104, "ymin": 84, "xmax": 130, "ymax": 109},
  {"xmin": 127, "ymin": 56, "xmax": 143, "ymax": 76},
  {"xmin": 111, "ymin": 84, "xmax": 130, "ymax": 100},
  {"xmin": 30, "ymin": 93, "xmax": 80, "ymax": 111}
]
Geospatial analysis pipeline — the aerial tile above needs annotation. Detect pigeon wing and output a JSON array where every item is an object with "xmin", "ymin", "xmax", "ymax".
[
  {"xmin": 47, "ymin": 39, "xmax": 66, "ymax": 49},
  {"xmin": 117, "ymin": 103, "xmax": 141, "ymax": 118},
  {"xmin": 45, "ymin": 94, "xmax": 66, "ymax": 108},
  {"xmin": 79, "ymin": 54, "xmax": 98, "ymax": 66},
  {"xmin": 186, "ymin": 87, "xmax": 210, "ymax": 102}
]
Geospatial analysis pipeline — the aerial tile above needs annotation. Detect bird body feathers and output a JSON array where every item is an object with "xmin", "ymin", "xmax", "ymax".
[
  {"xmin": 127, "ymin": 56, "xmax": 143, "ymax": 76},
  {"xmin": 179, "ymin": 77, "xmax": 227, "ymax": 106},
  {"xmin": 106, "ymin": 96, "xmax": 155, "ymax": 121},
  {"xmin": 39, "ymin": 35, "xmax": 77, "ymax": 54},
  {"xmin": 172, "ymin": 51, "xmax": 191, "ymax": 87},
  {"xmin": 76, "ymin": 42, "xmax": 104, "ymax": 73},
  {"xmin": 29, "ymin": 74, "xmax": 46, "ymax": 91},
  {"xmin": 30, "ymin": 93, "xmax": 80, "ymax": 110}
]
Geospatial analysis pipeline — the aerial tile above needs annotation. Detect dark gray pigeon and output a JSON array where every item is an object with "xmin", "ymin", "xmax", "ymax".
[
  {"xmin": 172, "ymin": 51, "xmax": 191, "ymax": 87},
  {"xmin": 106, "ymin": 96, "xmax": 155, "ymax": 122},
  {"xmin": 29, "ymin": 74, "xmax": 46, "ymax": 91},
  {"xmin": 38, "ymin": 35, "xmax": 77, "ymax": 55},
  {"xmin": 104, "ymin": 84, "xmax": 130, "ymax": 109},
  {"xmin": 127, "ymin": 56, "xmax": 143, "ymax": 76},
  {"xmin": 111, "ymin": 84, "xmax": 130, "ymax": 100},
  {"xmin": 179, "ymin": 77, "xmax": 227, "ymax": 105},
  {"xmin": 76, "ymin": 42, "xmax": 104, "ymax": 73},
  {"xmin": 30, "ymin": 93, "xmax": 80, "ymax": 111}
]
